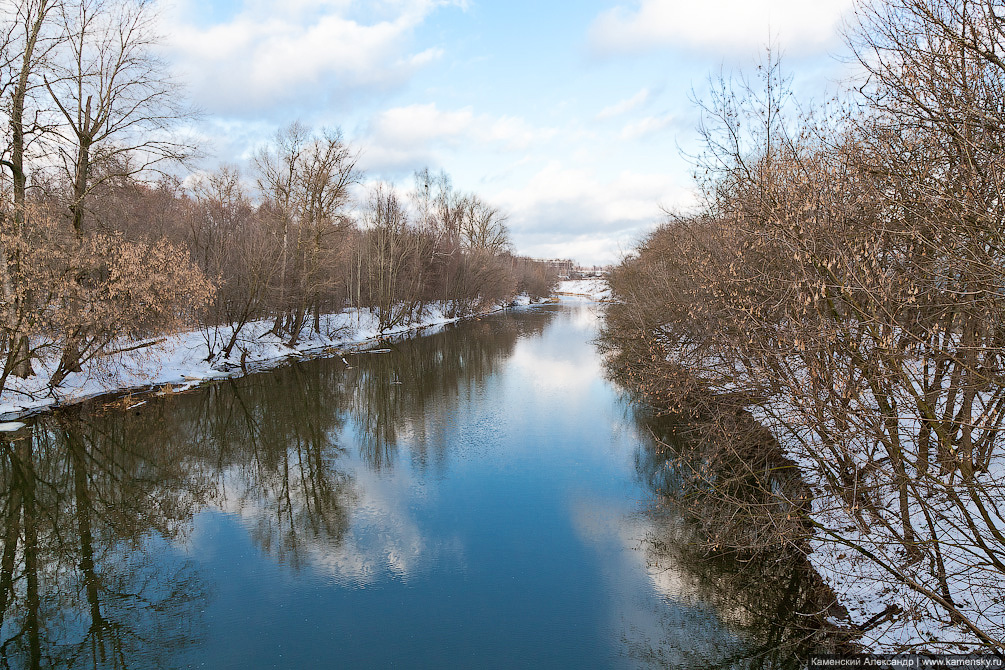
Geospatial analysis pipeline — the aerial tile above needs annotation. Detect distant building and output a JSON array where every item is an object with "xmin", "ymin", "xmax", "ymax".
[
  {"xmin": 535, "ymin": 258, "xmax": 574, "ymax": 279},
  {"xmin": 574, "ymin": 265, "xmax": 610, "ymax": 278}
]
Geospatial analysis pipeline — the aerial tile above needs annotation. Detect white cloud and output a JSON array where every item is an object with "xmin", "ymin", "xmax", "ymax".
[
  {"xmin": 359, "ymin": 103, "xmax": 556, "ymax": 172},
  {"xmin": 485, "ymin": 116, "xmax": 554, "ymax": 150},
  {"xmin": 160, "ymin": 0, "xmax": 454, "ymax": 115},
  {"xmin": 619, "ymin": 113, "xmax": 674, "ymax": 140},
  {"xmin": 493, "ymin": 162, "xmax": 696, "ymax": 264},
  {"xmin": 503, "ymin": 163, "xmax": 685, "ymax": 224},
  {"xmin": 597, "ymin": 88, "xmax": 650, "ymax": 120},
  {"xmin": 370, "ymin": 103, "xmax": 476, "ymax": 147},
  {"xmin": 589, "ymin": 0, "xmax": 855, "ymax": 56}
]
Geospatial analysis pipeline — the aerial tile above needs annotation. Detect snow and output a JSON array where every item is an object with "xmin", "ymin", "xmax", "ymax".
[
  {"xmin": 0, "ymin": 302, "xmax": 525, "ymax": 419},
  {"xmin": 510, "ymin": 294, "xmax": 534, "ymax": 306},
  {"xmin": 799, "ymin": 463, "xmax": 1005, "ymax": 651},
  {"xmin": 556, "ymin": 278, "xmax": 611, "ymax": 301},
  {"xmin": 745, "ymin": 403, "xmax": 1005, "ymax": 652}
]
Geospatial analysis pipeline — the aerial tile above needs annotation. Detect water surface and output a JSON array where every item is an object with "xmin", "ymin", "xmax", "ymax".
[{"xmin": 0, "ymin": 303, "xmax": 820, "ymax": 668}]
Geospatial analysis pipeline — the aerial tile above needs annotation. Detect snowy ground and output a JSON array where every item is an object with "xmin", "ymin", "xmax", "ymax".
[
  {"xmin": 799, "ymin": 457, "xmax": 1005, "ymax": 652},
  {"xmin": 555, "ymin": 278, "xmax": 611, "ymax": 301},
  {"xmin": 745, "ymin": 408, "xmax": 1005, "ymax": 652},
  {"xmin": 0, "ymin": 301, "xmax": 535, "ymax": 420}
]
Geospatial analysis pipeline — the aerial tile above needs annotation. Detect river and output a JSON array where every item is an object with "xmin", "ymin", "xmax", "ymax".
[{"xmin": 0, "ymin": 302, "xmax": 831, "ymax": 669}]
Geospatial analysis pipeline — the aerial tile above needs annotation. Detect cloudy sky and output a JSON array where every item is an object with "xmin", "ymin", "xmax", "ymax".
[{"xmin": 158, "ymin": 0, "xmax": 858, "ymax": 265}]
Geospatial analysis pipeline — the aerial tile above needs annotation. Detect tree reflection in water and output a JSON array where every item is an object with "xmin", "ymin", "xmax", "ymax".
[
  {"xmin": 628, "ymin": 410, "xmax": 853, "ymax": 667},
  {"xmin": 0, "ymin": 407, "xmax": 207, "ymax": 670},
  {"xmin": 169, "ymin": 364, "xmax": 356, "ymax": 569},
  {"xmin": 0, "ymin": 310, "xmax": 547, "ymax": 668},
  {"xmin": 344, "ymin": 315, "xmax": 546, "ymax": 472},
  {"xmin": 0, "ymin": 306, "xmax": 844, "ymax": 668}
]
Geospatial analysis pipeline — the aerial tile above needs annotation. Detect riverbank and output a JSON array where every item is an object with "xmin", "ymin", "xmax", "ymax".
[
  {"xmin": 590, "ymin": 269, "xmax": 1005, "ymax": 650},
  {"xmin": 774, "ymin": 421, "xmax": 1005, "ymax": 652},
  {"xmin": 0, "ymin": 297, "xmax": 554, "ymax": 421},
  {"xmin": 554, "ymin": 278, "xmax": 611, "ymax": 301},
  {"xmin": 610, "ymin": 371, "xmax": 1004, "ymax": 652},
  {"xmin": 601, "ymin": 342, "xmax": 1004, "ymax": 651}
]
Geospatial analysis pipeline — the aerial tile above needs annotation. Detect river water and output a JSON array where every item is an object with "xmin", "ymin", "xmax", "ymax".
[{"xmin": 0, "ymin": 302, "xmax": 826, "ymax": 669}]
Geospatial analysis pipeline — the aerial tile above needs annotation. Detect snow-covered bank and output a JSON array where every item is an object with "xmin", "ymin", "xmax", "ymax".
[
  {"xmin": 0, "ymin": 302, "xmax": 535, "ymax": 419},
  {"xmin": 786, "ymin": 442, "xmax": 1005, "ymax": 652},
  {"xmin": 739, "ymin": 397, "xmax": 1005, "ymax": 650},
  {"xmin": 556, "ymin": 278, "xmax": 611, "ymax": 301}
]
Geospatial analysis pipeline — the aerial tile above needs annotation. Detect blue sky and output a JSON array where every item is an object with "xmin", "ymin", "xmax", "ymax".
[{"xmin": 159, "ymin": 0, "xmax": 858, "ymax": 264}]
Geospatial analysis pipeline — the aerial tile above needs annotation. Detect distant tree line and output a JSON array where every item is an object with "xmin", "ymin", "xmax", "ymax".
[
  {"xmin": 604, "ymin": 0, "xmax": 1005, "ymax": 652},
  {"xmin": 0, "ymin": 0, "xmax": 557, "ymax": 395}
]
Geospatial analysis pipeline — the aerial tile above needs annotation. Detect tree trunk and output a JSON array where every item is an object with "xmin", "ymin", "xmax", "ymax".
[
  {"xmin": 51, "ymin": 334, "xmax": 84, "ymax": 388},
  {"xmin": 71, "ymin": 103, "xmax": 93, "ymax": 237}
]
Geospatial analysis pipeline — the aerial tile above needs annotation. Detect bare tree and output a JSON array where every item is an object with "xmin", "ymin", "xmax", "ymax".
[
  {"xmin": 605, "ymin": 31, "xmax": 1005, "ymax": 650},
  {"xmin": 0, "ymin": 0, "xmax": 62, "ymax": 378},
  {"xmin": 44, "ymin": 0, "xmax": 194, "ymax": 236},
  {"xmin": 459, "ymin": 194, "xmax": 510, "ymax": 254},
  {"xmin": 405, "ymin": 170, "xmax": 518, "ymax": 316},
  {"xmin": 187, "ymin": 165, "xmax": 278, "ymax": 361},
  {"xmin": 1, "ymin": 0, "xmax": 61, "ymax": 212},
  {"xmin": 255, "ymin": 122, "xmax": 360, "ymax": 345},
  {"xmin": 33, "ymin": 0, "xmax": 200, "ymax": 383},
  {"xmin": 359, "ymin": 182, "xmax": 428, "ymax": 330}
]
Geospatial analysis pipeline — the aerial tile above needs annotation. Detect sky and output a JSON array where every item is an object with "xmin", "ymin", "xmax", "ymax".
[{"xmin": 156, "ymin": 0, "xmax": 860, "ymax": 265}]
